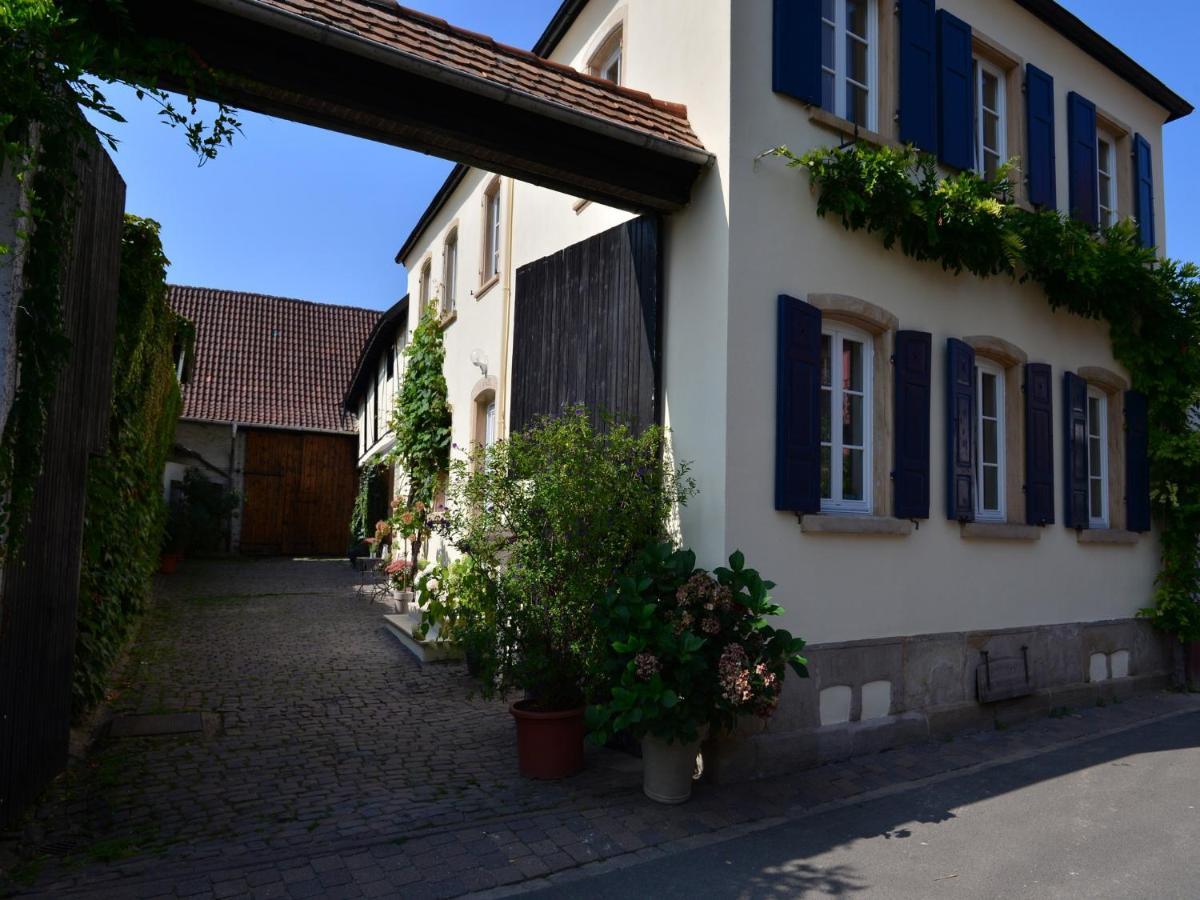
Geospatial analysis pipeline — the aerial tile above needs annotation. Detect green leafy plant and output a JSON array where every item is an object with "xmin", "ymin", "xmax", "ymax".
[
  {"xmin": 587, "ymin": 544, "xmax": 808, "ymax": 747},
  {"xmin": 74, "ymin": 215, "xmax": 184, "ymax": 715},
  {"xmin": 768, "ymin": 142, "xmax": 1200, "ymax": 642},
  {"xmin": 387, "ymin": 308, "xmax": 451, "ymax": 571},
  {"xmin": 444, "ymin": 408, "xmax": 696, "ymax": 711},
  {"xmin": 413, "ymin": 556, "xmax": 496, "ymax": 671},
  {"xmin": 1, "ymin": 1, "xmax": 242, "ymax": 557}
]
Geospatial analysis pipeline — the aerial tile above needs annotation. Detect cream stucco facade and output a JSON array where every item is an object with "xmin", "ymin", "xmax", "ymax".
[{"xmin": 381, "ymin": 0, "xmax": 1187, "ymax": 771}]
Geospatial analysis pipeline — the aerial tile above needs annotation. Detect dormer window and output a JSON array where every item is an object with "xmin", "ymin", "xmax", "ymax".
[{"xmin": 589, "ymin": 25, "xmax": 623, "ymax": 85}]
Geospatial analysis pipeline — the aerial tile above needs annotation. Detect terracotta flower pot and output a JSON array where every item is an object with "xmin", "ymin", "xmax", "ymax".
[
  {"xmin": 509, "ymin": 700, "xmax": 585, "ymax": 779},
  {"xmin": 159, "ymin": 552, "xmax": 181, "ymax": 574},
  {"xmin": 641, "ymin": 733, "xmax": 703, "ymax": 804}
]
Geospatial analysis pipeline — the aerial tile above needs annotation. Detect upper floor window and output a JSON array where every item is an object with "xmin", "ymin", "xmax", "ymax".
[
  {"xmin": 1097, "ymin": 129, "xmax": 1117, "ymax": 227},
  {"xmin": 482, "ymin": 178, "xmax": 501, "ymax": 284},
  {"xmin": 418, "ymin": 259, "xmax": 432, "ymax": 317},
  {"xmin": 1087, "ymin": 386, "xmax": 1109, "ymax": 527},
  {"xmin": 976, "ymin": 359, "xmax": 1005, "ymax": 521},
  {"xmin": 973, "ymin": 56, "xmax": 1006, "ymax": 179},
  {"xmin": 820, "ymin": 322, "xmax": 872, "ymax": 513},
  {"xmin": 442, "ymin": 229, "xmax": 458, "ymax": 315},
  {"xmin": 820, "ymin": 0, "xmax": 876, "ymax": 129},
  {"xmin": 588, "ymin": 25, "xmax": 622, "ymax": 84}
]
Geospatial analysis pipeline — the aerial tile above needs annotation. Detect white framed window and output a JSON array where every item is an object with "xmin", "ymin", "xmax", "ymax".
[
  {"xmin": 589, "ymin": 25, "xmax": 623, "ymax": 85},
  {"xmin": 973, "ymin": 57, "xmax": 1006, "ymax": 179},
  {"xmin": 418, "ymin": 259, "xmax": 432, "ymax": 317},
  {"xmin": 1097, "ymin": 130, "xmax": 1117, "ymax": 227},
  {"xmin": 484, "ymin": 400, "xmax": 497, "ymax": 447},
  {"xmin": 482, "ymin": 179, "xmax": 502, "ymax": 283},
  {"xmin": 975, "ymin": 360, "xmax": 1005, "ymax": 521},
  {"xmin": 820, "ymin": 0, "xmax": 877, "ymax": 130},
  {"xmin": 820, "ymin": 323, "xmax": 873, "ymax": 513},
  {"xmin": 442, "ymin": 229, "xmax": 458, "ymax": 315},
  {"xmin": 1087, "ymin": 386, "xmax": 1109, "ymax": 527}
]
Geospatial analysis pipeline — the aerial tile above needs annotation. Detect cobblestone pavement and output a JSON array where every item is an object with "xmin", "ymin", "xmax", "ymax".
[{"xmin": 5, "ymin": 558, "xmax": 1199, "ymax": 899}]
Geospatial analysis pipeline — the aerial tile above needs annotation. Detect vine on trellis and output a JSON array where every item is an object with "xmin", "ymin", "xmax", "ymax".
[
  {"xmin": 0, "ymin": 0, "xmax": 242, "ymax": 557},
  {"xmin": 767, "ymin": 143, "xmax": 1200, "ymax": 641}
]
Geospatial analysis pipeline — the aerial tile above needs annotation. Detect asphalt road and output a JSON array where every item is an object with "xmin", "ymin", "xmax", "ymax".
[{"xmin": 531, "ymin": 711, "xmax": 1200, "ymax": 899}]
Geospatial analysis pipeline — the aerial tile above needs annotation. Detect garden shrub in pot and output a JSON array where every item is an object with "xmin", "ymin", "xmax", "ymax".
[{"xmin": 445, "ymin": 409, "xmax": 694, "ymax": 778}]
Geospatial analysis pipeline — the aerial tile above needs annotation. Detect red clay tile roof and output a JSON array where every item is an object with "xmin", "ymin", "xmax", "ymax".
[
  {"xmin": 247, "ymin": 0, "xmax": 705, "ymax": 151},
  {"xmin": 170, "ymin": 285, "xmax": 380, "ymax": 434}
]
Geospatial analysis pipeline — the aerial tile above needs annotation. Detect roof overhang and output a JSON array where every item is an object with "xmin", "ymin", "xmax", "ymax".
[
  {"xmin": 344, "ymin": 295, "xmax": 409, "ymax": 411},
  {"xmin": 1012, "ymin": 0, "xmax": 1192, "ymax": 122},
  {"xmin": 126, "ymin": 0, "xmax": 712, "ymax": 214}
]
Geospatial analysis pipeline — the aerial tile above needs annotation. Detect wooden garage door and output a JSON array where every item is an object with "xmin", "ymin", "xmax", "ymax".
[{"xmin": 240, "ymin": 430, "xmax": 358, "ymax": 556}]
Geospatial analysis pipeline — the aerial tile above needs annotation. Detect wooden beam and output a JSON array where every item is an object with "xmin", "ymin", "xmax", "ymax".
[{"xmin": 127, "ymin": 0, "xmax": 708, "ymax": 212}]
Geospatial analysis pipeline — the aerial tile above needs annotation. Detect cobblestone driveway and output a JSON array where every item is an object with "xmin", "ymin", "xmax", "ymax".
[{"xmin": 6, "ymin": 558, "xmax": 1200, "ymax": 899}]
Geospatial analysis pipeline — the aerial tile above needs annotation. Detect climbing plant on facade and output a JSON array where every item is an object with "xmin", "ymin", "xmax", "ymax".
[
  {"xmin": 387, "ymin": 308, "xmax": 452, "ymax": 568},
  {"xmin": 767, "ymin": 142, "xmax": 1200, "ymax": 642},
  {"xmin": 0, "ymin": 0, "xmax": 241, "ymax": 557}
]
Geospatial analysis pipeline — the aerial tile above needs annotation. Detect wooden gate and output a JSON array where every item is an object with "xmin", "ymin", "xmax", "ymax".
[
  {"xmin": 510, "ymin": 216, "xmax": 661, "ymax": 434},
  {"xmin": 239, "ymin": 429, "xmax": 357, "ymax": 556},
  {"xmin": 0, "ymin": 142, "xmax": 125, "ymax": 826}
]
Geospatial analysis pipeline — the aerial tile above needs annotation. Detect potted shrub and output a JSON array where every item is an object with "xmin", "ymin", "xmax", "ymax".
[
  {"xmin": 445, "ymin": 409, "xmax": 694, "ymax": 779},
  {"xmin": 385, "ymin": 557, "xmax": 415, "ymax": 612},
  {"xmin": 589, "ymin": 544, "xmax": 809, "ymax": 803}
]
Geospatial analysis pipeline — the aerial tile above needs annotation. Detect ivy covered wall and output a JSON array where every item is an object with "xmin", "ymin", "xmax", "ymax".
[{"xmin": 73, "ymin": 215, "xmax": 184, "ymax": 714}]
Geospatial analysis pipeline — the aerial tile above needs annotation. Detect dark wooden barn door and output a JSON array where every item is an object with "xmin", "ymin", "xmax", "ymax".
[
  {"xmin": 240, "ymin": 430, "xmax": 357, "ymax": 556},
  {"xmin": 510, "ymin": 216, "xmax": 661, "ymax": 434}
]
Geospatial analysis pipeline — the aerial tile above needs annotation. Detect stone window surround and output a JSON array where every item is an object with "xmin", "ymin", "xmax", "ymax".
[
  {"xmin": 1077, "ymin": 364, "xmax": 1138, "ymax": 542},
  {"xmin": 585, "ymin": 13, "xmax": 626, "ymax": 85},
  {"xmin": 959, "ymin": 335, "xmax": 1035, "ymax": 541},
  {"xmin": 470, "ymin": 376, "xmax": 499, "ymax": 450},
  {"xmin": 478, "ymin": 176, "xmax": 502, "ymax": 296},
  {"xmin": 801, "ymin": 293, "xmax": 912, "ymax": 535}
]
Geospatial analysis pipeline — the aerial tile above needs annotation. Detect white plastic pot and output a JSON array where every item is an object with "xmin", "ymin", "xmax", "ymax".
[{"xmin": 641, "ymin": 733, "xmax": 703, "ymax": 804}]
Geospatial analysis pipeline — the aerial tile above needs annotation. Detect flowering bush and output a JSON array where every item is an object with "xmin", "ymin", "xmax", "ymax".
[
  {"xmin": 385, "ymin": 558, "xmax": 414, "ymax": 592},
  {"xmin": 587, "ymin": 543, "xmax": 807, "ymax": 746}
]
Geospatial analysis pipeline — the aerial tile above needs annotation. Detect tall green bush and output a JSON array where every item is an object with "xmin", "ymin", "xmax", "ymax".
[
  {"xmin": 446, "ymin": 409, "xmax": 695, "ymax": 711},
  {"xmin": 73, "ymin": 215, "xmax": 183, "ymax": 714}
]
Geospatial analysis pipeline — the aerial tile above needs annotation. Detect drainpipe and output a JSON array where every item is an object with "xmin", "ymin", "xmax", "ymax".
[{"xmin": 496, "ymin": 176, "xmax": 516, "ymax": 438}]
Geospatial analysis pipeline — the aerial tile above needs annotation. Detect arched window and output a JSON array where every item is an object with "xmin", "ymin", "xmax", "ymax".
[{"xmin": 588, "ymin": 25, "xmax": 623, "ymax": 85}]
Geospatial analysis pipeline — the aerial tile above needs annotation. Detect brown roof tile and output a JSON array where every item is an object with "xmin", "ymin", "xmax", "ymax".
[
  {"xmin": 170, "ymin": 285, "xmax": 380, "ymax": 434},
  {"xmin": 251, "ymin": 0, "xmax": 705, "ymax": 151}
]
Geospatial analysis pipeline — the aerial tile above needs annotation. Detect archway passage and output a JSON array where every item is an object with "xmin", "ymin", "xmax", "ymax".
[{"xmin": 126, "ymin": 0, "xmax": 712, "ymax": 212}]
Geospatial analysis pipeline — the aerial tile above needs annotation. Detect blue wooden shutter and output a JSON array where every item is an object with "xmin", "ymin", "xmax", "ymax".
[
  {"xmin": 773, "ymin": 0, "xmax": 822, "ymax": 105},
  {"xmin": 1063, "ymin": 371, "xmax": 1089, "ymax": 528},
  {"xmin": 1133, "ymin": 134, "xmax": 1156, "ymax": 248},
  {"xmin": 946, "ymin": 338, "xmax": 975, "ymax": 521},
  {"xmin": 1067, "ymin": 92, "xmax": 1098, "ymax": 225},
  {"xmin": 936, "ymin": 10, "xmax": 973, "ymax": 171},
  {"xmin": 1025, "ymin": 64, "xmax": 1057, "ymax": 208},
  {"xmin": 1024, "ymin": 363, "xmax": 1055, "ymax": 526},
  {"xmin": 893, "ymin": 330, "xmax": 932, "ymax": 519},
  {"xmin": 899, "ymin": 0, "xmax": 937, "ymax": 152},
  {"xmin": 1125, "ymin": 389, "xmax": 1151, "ymax": 532},
  {"xmin": 775, "ymin": 294, "xmax": 822, "ymax": 513}
]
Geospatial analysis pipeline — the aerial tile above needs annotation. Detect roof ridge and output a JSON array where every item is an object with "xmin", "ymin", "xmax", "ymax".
[
  {"xmin": 387, "ymin": 2, "xmax": 690, "ymax": 124},
  {"xmin": 168, "ymin": 284, "xmax": 383, "ymax": 316}
]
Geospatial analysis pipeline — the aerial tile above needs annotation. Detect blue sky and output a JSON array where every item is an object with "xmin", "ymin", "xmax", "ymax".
[{"xmin": 92, "ymin": 0, "xmax": 1199, "ymax": 312}]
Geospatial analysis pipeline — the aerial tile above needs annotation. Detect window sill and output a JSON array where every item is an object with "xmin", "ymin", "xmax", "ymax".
[
  {"xmin": 800, "ymin": 515, "xmax": 913, "ymax": 537},
  {"xmin": 807, "ymin": 107, "xmax": 894, "ymax": 151},
  {"xmin": 1077, "ymin": 528, "xmax": 1140, "ymax": 545},
  {"xmin": 475, "ymin": 275, "xmax": 499, "ymax": 300},
  {"xmin": 960, "ymin": 522, "xmax": 1041, "ymax": 541},
  {"xmin": 438, "ymin": 310, "xmax": 458, "ymax": 330}
]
